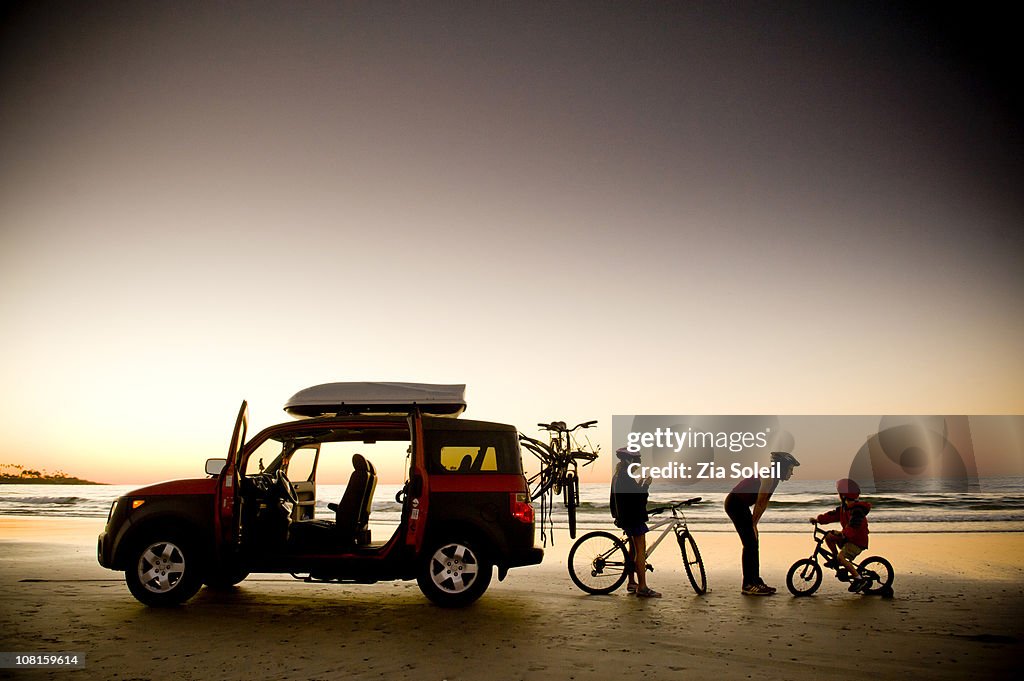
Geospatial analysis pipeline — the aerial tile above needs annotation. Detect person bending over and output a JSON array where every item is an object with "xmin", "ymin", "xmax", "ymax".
[{"xmin": 724, "ymin": 451, "xmax": 800, "ymax": 595}]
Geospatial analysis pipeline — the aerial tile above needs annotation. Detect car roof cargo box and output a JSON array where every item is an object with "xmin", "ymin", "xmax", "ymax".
[{"xmin": 284, "ymin": 382, "xmax": 467, "ymax": 418}]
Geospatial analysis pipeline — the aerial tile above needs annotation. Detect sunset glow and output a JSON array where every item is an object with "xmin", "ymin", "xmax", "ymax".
[{"xmin": 1, "ymin": 3, "xmax": 1020, "ymax": 485}]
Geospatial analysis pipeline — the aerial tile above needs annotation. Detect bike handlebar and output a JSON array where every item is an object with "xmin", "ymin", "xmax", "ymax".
[
  {"xmin": 810, "ymin": 521, "xmax": 831, "ymax": 539},
  {"xmin": 536, "ymin": 420, "xmax": 598, "ymax": 432}
]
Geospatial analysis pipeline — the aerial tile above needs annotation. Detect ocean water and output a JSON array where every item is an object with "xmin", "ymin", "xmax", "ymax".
[
  {"xmin": 2, "ymin": 477, "xmax": 1023, "ymax": 534},
  {"xmin": 0, "ymin": 484, "xmax": 408, "ymax": 523},
  {"xmin": 573, "ymin": 476, "xmax": 1024, "ymax": 534}
]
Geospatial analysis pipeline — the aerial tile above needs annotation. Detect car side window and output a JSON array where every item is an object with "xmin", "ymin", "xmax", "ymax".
[
  {"xmin": 286, "ymin": 446, "xmax": 318, "ymax": 482},
  {"xmin": 425, "ymin": 430, "xmax": 521, "ymax": 474},
  {"xmin": 440, "ymin": 446, "xmax": 498, "ymax": 472}
]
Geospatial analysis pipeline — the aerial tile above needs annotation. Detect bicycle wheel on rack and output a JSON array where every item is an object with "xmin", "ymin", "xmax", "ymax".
[
  {"xmin": 564, "ymin": 471, "xmax": 579, "ymax": 538},
  {"xmin": 568, "ymin": 531, "xmax": 631, "ymax": 594},
  {"xmin": 786, "ymin": 558, "xmax": 822, "ymax": 596},
  {"xmin": 521, "ymin": 438, "xmax": 556, "ymax": 501},
  {"xmin": 526, "ymin": 467, "xmax": 555, "ymax": 501},
  {"xmin": 677, "ymin": 532, "xmax": 707, "ymax": 595}
]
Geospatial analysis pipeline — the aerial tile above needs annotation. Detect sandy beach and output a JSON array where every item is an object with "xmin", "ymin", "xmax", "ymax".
[{"xmin": 1, "ymin": 518, "xmax": 1022, "ymax": 680}]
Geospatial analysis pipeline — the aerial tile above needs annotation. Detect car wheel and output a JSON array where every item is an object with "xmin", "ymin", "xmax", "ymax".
[
  {"xmin": 417, "ymin": 539, "xmax": 492, "ymax": 607},
  {"xmin": 125, "ymin": 536, "xmax": 204, "ymax": 606}
]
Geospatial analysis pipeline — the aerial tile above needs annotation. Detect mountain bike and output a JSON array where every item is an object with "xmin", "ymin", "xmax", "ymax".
[
  {"xmin": 568, "ymin": 498, "xmax": 707, "ymax": 595},
  {"xmin": 519, "ymin": 420, "xmax": 599, "ymax": 539},
  {"xmin": 786, "ymin": 522, "xmax": 895, "ymax": 596}
]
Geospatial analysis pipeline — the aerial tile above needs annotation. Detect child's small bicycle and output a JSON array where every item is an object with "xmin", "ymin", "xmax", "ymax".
[{"xmin": 786, "ymin": 522, "xmax": 894, "ymax": 597}]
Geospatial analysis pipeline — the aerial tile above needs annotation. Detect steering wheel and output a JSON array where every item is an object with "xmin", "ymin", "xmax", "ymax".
[
  {"xmin": 275, "ymin": 470, "xmax": 298, "ymax": 505},
  {"xmin": 250, "ymin": 473, "xmax": 274, "ymax": 495}
]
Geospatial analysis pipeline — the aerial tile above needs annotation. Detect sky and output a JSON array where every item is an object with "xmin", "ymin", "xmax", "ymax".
[{"xmin": 1, "ymin": 2, "xmax": 1021, "ymax": 484}]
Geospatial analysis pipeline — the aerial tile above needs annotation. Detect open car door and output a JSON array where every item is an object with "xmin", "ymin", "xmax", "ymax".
[{"xmin": 216, "ymin": 401, "xmax": 248, "ymax": 549}]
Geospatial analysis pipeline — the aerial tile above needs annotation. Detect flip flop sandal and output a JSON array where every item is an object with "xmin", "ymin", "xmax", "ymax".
[
  {"xmin": 627, "ymin": 584, "xmax": 638, "ymax": 593},
  {"xmin": 635, "ymin": 587, "xmax": 662, "ymax": 598}
]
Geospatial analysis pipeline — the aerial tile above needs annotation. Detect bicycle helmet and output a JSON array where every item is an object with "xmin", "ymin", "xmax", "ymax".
[
  {"xmin": 770, "ymin": 451, "xmax": 800, "ymax": 469},
  {"xmin": 836, "ymin": 478, "xmax": 861, "ymax": 499},
  {"xmin": 616, "ymin": 447, "xmax": 641, "ymax": 462}
]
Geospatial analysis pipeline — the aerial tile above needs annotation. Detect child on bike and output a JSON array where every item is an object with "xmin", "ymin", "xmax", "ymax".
[
  {"xmin": 610, "ymin": 447, "xmax": 661, "ymax": 598},
  {"xmin": 810, "ymin": 478, "xmax": 872, "ymax": 592}
]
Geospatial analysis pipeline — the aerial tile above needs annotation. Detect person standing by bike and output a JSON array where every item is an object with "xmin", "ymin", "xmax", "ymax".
[
  {"xmin": 610, "ymin": 447, "xmax": 661, "ymax": 598},
  {"xmin": 724, "ymin": 451, "xmax": 800, "ymax": 595}
]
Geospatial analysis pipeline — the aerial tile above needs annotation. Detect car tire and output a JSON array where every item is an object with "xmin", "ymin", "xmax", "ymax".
[
  {"xmin": 125, "ymin": 535, "xmax": 204, "ymax": 606},
  {"xmin": 417, "ymin": 538, "xmax": 492, "ymax": 607}
]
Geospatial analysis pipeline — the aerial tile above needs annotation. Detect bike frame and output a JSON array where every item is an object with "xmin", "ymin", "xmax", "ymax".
[
  {"xmin": 805, "ymin": 523, "xmax": 866, "ymax": 577},
  {"xmin": 638, "ymin": 507, "xmax": 690, "ymax": 562},
  {"xmin": 805, "ymin": 525, "xmax": 834, "ymax": 565}
]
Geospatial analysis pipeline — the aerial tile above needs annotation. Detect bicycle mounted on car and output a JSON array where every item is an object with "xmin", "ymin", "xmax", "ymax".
[{"xmin": 518, "ymin": 419, "xmax": 599, "ymax": 541}]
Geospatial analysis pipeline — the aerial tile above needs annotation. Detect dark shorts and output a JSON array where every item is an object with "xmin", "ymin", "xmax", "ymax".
[{"xmin": 622, "ymin": 523, "xmax": 649, "ymax": 537}]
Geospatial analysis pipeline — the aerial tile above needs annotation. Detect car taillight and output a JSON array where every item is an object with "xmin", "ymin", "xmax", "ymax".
[{"xmin": 510, "ymin": 493, "xmax": 534, "ymax": 524}]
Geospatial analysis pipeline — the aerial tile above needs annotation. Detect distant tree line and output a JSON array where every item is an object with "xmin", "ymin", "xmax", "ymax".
[{"xmin": 0, "ymin": 463, "xmax": 99, "ymax": 484}]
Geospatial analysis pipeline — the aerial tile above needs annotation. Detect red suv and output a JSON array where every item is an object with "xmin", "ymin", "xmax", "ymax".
[{"xmin": 97, "ymin": 383, "xmax": 542, "ymax": 607}]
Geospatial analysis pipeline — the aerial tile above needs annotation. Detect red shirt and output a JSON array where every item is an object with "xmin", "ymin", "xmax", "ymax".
[{"xmin": 816, "ymin": 500, "xmax": 871, "ymax": 548}]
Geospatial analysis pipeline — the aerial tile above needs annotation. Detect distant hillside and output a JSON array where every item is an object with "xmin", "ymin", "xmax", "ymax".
[{"xmin": 0, "ymin": 464, "xmax": 103, "ymax": 485}]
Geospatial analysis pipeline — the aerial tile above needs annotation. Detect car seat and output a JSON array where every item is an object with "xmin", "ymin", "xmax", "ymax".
[
  {"xmin": 289, "ymin": 453, "xmax": 377, "ymax": 549},
  {"xmin": 328, "ymin": 453, "xmax": 377, "ymax": 545}
]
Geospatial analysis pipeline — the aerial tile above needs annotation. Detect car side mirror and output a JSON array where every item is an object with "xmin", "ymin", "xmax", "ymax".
[{"xmin": 205, "ymin": 458, "xmax": 227, "ymax": 476}]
